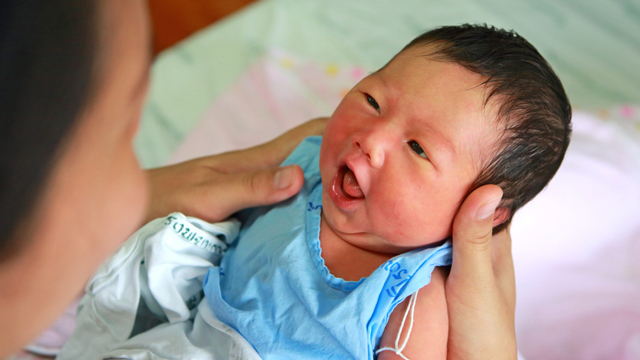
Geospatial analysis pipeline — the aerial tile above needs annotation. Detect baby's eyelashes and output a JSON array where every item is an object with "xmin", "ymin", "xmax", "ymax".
[
  {"xmin": 408, "ymin": 140, "xmax": 428, "ymax": 159},
  {"xmin": 365, "ymin": 94, "xmax": 381, "ymax": 114}
]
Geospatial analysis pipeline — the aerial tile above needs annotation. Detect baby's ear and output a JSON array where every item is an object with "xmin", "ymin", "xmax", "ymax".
[{"xmin": 492, "ymin": 207, "xmax": 510, "ymax": 228}]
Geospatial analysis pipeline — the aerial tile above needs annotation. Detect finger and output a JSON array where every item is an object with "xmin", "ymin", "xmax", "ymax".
[
  {"xmin": 240, "ymin": 118, "xmax": 329, "ymax": 169},
  {"xmin": 450, "ymin": 185, "xmax": 503, "ymax": 285},
  {"xmin": 204, "ymin": 118, "xmax": 330, "ymax": 173},
  {"xmin": 215, "ymin": 165, "xmax": 305, "ymax": 217},
  {"xmin": 492, "ymin": 226, "xmax": 516, "ymax": 313},
  {"xmin": 271, "ymin": 117, "xmax": 329, "ymax": 149}
]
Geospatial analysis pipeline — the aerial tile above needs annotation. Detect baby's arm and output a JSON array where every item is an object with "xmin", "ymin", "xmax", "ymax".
[{"xmin": 377, "ymin": 266, "xmax": 448, "ymax": 360}]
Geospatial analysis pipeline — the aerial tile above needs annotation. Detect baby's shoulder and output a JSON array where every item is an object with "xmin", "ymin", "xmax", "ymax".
[{"xmin": 378, "ymin": 266, "xmax": 448, "ymax": 360}]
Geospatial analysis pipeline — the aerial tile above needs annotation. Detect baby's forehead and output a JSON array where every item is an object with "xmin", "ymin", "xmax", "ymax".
[{"xmin": 378, "ymin": 49, "xmax": 492, "ymax": 106}]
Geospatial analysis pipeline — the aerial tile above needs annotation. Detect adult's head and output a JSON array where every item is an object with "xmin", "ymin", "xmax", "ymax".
[
  {"xmin": 0, "ymin": 0, "xmax": 151, "ymax": 354},
  {"xmin": 404, "ymin": 24, "xmax": 572, "ymax": 233}
]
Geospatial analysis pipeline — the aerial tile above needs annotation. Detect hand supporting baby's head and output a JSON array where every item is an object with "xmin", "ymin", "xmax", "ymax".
[{"xmin": 319, "ymin": 24, "xmax": 571, "ymax": 253}]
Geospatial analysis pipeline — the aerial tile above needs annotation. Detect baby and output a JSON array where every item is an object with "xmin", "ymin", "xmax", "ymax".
[{"xmin": 203, "ymin": 24, "xmax": 571, "ymax": 360}]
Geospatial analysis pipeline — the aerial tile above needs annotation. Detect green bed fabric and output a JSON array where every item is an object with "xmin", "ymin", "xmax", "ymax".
[{"xmin": 136, "ymin": 0, "xmax": 640, "ymax": 168}]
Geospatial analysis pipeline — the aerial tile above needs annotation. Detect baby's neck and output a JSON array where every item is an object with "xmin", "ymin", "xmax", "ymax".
[{"xmin": 319, "ymin": 215, "xmax": 394, "ymax": 282}]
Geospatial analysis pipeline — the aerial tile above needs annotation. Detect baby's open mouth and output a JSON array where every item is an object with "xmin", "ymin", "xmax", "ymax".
[{"xmin": 340, "ymin": 165, "xmax": 364, "ymax": 199}]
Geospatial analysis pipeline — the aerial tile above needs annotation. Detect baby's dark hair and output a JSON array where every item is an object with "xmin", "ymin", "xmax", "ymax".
[{"xmin": 404, "ymin": 24, "xmax": 572, "ymax": 233}]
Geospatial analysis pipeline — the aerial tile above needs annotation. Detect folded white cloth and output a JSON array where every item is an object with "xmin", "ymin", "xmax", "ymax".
[{"xmin": 57, "ymin": 212, "xmax": 260, "ymax": 360}]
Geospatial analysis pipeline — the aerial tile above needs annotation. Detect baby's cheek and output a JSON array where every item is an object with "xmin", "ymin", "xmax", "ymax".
[
  {"xmin": 369, "ymin": 193, "xmax": 419, "ymax": 241},
  {"xmin": 371, "ymin": 190, "xmax": 451, "ymax": 246}
]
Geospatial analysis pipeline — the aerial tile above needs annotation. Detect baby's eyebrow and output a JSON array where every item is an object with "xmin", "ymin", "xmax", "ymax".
[{"xmin": 421, "ymin": 122, "xmax": 457, "ymax": 160}]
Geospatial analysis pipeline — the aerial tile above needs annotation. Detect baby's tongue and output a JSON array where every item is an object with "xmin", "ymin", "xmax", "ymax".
[{"xmin": 342, "ymin": 168, "xmax": 364, "ymax": 198}]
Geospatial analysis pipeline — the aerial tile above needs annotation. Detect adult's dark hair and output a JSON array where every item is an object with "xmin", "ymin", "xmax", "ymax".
[
  {"xmin": 0, "ymin": 0, "xmax": 99, "ymax": 260},
  {"xmin": 405, "ymin": 24, "xmax": 572, "ymax": 233}
]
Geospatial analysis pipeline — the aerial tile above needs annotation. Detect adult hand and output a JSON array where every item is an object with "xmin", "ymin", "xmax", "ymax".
[
  {"xmin": 145, "ymin": 118, "xmax": 328, "ymax": 223},
  {"xmin": 446, "ymin": 185, "xmax": 517, "ymax": 360}
]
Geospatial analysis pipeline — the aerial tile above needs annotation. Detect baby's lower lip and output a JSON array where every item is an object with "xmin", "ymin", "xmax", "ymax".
[{"xmin": 328, "ymin": 165, "xmax": 364, "ymax": 210}]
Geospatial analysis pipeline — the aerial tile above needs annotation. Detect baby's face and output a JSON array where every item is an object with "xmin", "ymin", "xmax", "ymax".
[{"xmin": 319, "ymin": 47, "xmax": 501, "ymax": 254}]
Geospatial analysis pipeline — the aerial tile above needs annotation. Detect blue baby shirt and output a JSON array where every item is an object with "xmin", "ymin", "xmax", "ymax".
[{"xmin": 203, "ymin": 136, "xmax": 452, "ymax": 359}]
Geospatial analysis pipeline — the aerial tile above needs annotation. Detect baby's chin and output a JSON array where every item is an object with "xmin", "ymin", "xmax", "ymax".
[
  {"xmin": 321, "ymin": 210, "xmax": 446, "ymax": 255},
  {"xmin": 378, "ymin": 236, "xmax": 451, "ymax": 254},
  {"xmin": 388, "ymin": 230, "xmax": 453, "ymax": 249},
  {"xmin": 320, "ymin": 190, "xmax": 452, "ymax": 253},
  {"xmin": 369, "ymin": 213, "xmax": 454, "ymax": 249},
  {"xmin": 319, "ymin": 206, "xmax": 361, "ymax": 237}
]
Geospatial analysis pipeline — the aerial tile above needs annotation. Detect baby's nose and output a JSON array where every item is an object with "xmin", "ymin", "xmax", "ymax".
[
  {"xmin": 353, "ymin": 125, "xmax": 397, "ymax": 169},
  {"xmin": 354, "ymin": 139, "xmax": 385, "ymax": 168}
]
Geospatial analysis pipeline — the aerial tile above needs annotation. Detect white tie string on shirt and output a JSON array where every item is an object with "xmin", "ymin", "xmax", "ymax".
[{"xmin": 375, "ymin": 289, "xmax": 420, "ymax": 360}]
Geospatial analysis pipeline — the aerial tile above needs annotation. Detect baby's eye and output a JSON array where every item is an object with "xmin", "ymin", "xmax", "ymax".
[
  {"xmin": 366, "ymin": 94, "xmax": 381, "ymax": 114},
  {"xmin": 408, "ymin": 140, "xmax": 428, "ymax": 159}
]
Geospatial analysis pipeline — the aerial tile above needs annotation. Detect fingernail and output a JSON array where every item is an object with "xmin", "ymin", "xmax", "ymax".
[
  {"xmin": 274, "ymin": 166, "xmax": 295, "ymax": 189},
  {"xmin": 476, "ymin": 196, "xmax": 502, "ymax": 220}
]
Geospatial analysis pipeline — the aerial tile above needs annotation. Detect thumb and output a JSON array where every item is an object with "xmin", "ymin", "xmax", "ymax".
[
  {"xmin": 234, "ymin": 164, "xmax": 305, "ymax": 209},
  {"xmin": 450, "ymin": 185, "xmax": 503, "ymax": 284}
]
